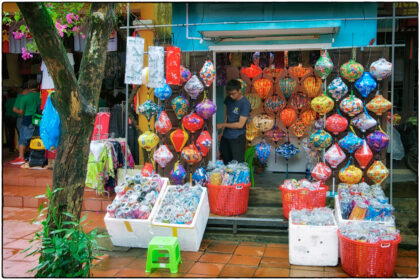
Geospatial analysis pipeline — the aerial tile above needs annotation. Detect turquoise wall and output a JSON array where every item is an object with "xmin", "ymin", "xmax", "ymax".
[{"xmin": 172, "ymin": 2, "xmax": 378, "ymax": 51}]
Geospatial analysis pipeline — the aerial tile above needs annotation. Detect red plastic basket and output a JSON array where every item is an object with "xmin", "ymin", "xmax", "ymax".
[
  {"xmin": 338, "ymin": 230, "xmax": 401, "ymax": 277},
  {"xmin": 279, "ymin": 184, "xmax": 328, "ymax": 219},
  {"xmin": 207, "ymin": 183, "xmax": 250, "ymax": 216}
]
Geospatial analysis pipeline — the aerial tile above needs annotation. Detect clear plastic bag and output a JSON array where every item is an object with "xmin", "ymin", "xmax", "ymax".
[{"xmin": 387, "ymin": 125, "xmax": 405, "ymax": 160}]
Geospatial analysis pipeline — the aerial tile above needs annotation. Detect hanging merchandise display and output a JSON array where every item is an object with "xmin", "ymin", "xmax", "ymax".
[
  {"xmin": 265, "ymin": 127, "xmax": 286, "ymax": 144},
  {"xmin": 182, "ymin": 113, "xmax": 204, "ymax": 133},
  {"xmin": 171, "ymin": 95, "xmax": 190, "ymax": 119},
  {"xmin": 170, "ymin": 128, "xmax": 189, "ymax": 153},
  {"xmin": 264, "ymin": 95, "xmax": 286, "ymax": 116},
  {"xmin": 303, "ymin": 76, "xmax": 322, "ymax": 98},
  {"xmin": 369, "ymin": 58, "xmax": 392, "ymax": 81},
  {"xmin": 138, "ymin": 131, "xmax": 159, "ymax": 151},
  {"xmin": 253, "ymin": 78, "xmax": 273, "ymax": 100},
  {"xmin": 340, "ymin": 94, "xmax": 363, "ymax": 117},
  {"xmin": 366, "ymin": 129, "xmax": 389, "ymax": 152},
  {"xmin": 288, "ymin": 64, "xmax": 311, "ymax": 80},
  {"xmin": 289, "ymin": 92, "xmax": 311, "ymax": 112},
  {"xmin": 280, "ymin": 108, "xmax": 298, "ymax": 128},
  {"xmin": 138, "ymin": 99, "xmax": 159, "ymax": 120},
  {"xmin": 180, "ymin": 65, "xmax": 192, "ymax": 84},
  {"xmin": 338, "ymin": 131, "xmax": 363, "ymax": 153},
  {"xmin": 309, "ymin": 129, "xmax": 333, "ymax": 149},
  {"xmin": 181, "ymin": 144, "xmax": 202, "ymax": 165},
  {"xmin": 246, "ymin": 121, "xmax": 261, "ymax": 142},
  {"xmin": 200, "ymin": 60, "xmax": 216, "ymax": 87},
  {"xmin": 241, "ymin": 63, "xmax": 262, "ymax": 79},
  {"xmin": 153, "ymin": 144, "xmax": 174, "ymax": 168},
  {"xmin": 263, "ymin": 67, "xmax": 284, "ymax": 80},
  {"xmin": 311, "ymin": 162, "xmax": 332, "ymax": 181},
  {"xmin": 325, "ymin": 113, "xmax": 348, "ymax": 135},
  {"xmin": 291, "ymin": 119, "xmax": 307, "ymax": 138},
  {"xmin": 236, "ymin": 78, "xmax": 248, "ymax": 94},
  {"xmin": 155, "ymin": 110, "xmax": 172, "ymax": 135},
  {"xmin": 276, "ymin": 142, "xmax": 300, "ymax": 160},
  {"xmin": 252, "ymin": 52, "xmax": 260, "ymax": 65},
  {"xmin": 325, "ymin": 143, "xmax": 347, "ymax": 168},
  {"xmin": 366, "ymin": 94, "xmax": 392, "ymax": 116},
  {"xmin": 340, "ymin": 59, "xmax": 364, "ymax": 82},
  {"xmin": 196, "ymin": 130, "xmax": 212, "ymax": 157},
  {"xmin": 192, "ymin": 167, "xmax": 207, "ymax": 185},
  {"xmin": 184, "ymin": 75, "xmax": 204, "ymax": 99},
  {"xmin": 354, "ymin": 140, "xmax": 373, "ymax": 169},
  {"xmin": 351, "ymin": 110, "xmax": 377, "ymax": 133},
  {"xmin": 311, "ymin": 93, "xmax": 334, "ymax": 116},
  {"xmin": 300, "ymin": 109, "xmax": 317, "ymax": 126},
  {"xmin": 142, "ymin": 162, "xmax": 155, "ymax": 177},
  {"xmin": 255, "ymin": 141, "xmax": 272, "ymax": 164},
  {"xmin": 154, "ymin": 82, "xmax": 172, "ymax": 101},
  {"xmin": 302, "ymin": 137, "xmax": 317, "ymax": 163},
  {"xmin": 314, "ymin": 50, "xmax": 334, "ymax": 80},
  {"xmin": 339, "ymin": 161, "xmax": 363, "ymax": 184},
  {"xmin": 170, "ymin": 161, "xmax": 187, "ymax": 184},
  {"xmin": 196, "ymin": 96, "xmax": 217, "ymax": 119},
  {"xmin": 147, "ymin": 46, "xmax": 165, "ymax": 88},
  {"xmin": 252, "ymin": 113, "xmax": 275, "ymax": 133},
  {"xmin": 327, "ymin": 77, "xmax": 349, "ymax": 101},
  {"xmin": 279, "ymin": 77, "xmax": 297, "ymax": 99},
  {"xmin": 354, "ymin": 72, "xmax": 377, "ymax": 98},
  {"xmin": 245, "ymin": 93, "xmax": 262, "ymax": 110},
  {"xmin": 166, "ymin": 46, "xmax": 181, "ymax": 85},
  {"xmin": 367, "ymin": 160, "xmax": 389, "ymax": 185}
]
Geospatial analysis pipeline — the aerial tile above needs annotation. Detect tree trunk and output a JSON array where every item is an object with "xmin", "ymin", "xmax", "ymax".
[{"xmin": 18, "ymin": 3, "xmax": 115, "ymax": 223}]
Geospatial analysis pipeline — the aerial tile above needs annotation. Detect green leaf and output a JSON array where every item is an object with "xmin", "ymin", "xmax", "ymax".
[
  {"xmin": 46, "ymin": 186, "xmax": 51, "ymax": 199},
  {"xmin": 14, "ymin": 12, "xmax": 20, "ymax": 22},
  {"xmin": 80, "ymin": 214, "xmax": 88, "ymax": 223},
  {"xmin": 19, "ymin": 25, "xmax": 26, "ymax": 32},
  {"xmin": 34, "ymin": 194, "xmax": 46, "ymax": 199},
  {"xmin": 63, "ymin": 212, "xmax": 75, "ymax": 219}
]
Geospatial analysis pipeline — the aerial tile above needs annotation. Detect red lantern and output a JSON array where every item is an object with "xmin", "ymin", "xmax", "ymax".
[
  {"xmin": 253, "ymin": 78, "xmax": 273, "ymax": 100},
  {"xmin": 288, "ymin": 65, "xmax": 311, "ymax": 80},
  {"xmin": 155, "ymin": 110, "xmax": 172, "ymax": 134},
  {"xmin": 182, "ymin": 113, "xmax": 204, "ymax": 133},
  {"xmin": 280, "ymin": 108, "xmax": 297, "ymax": 128},
  {"xmin": 196, "ymin": 130, "xmax": 212, "ymax": 157},
  {"xmin": 325, "ymin": 113, "xmax": 348, "ymax": 135},
  {"xmin": 241, "ymin": 64, "xmax": 262, "ymax": 79},
  {"xmin": 141, "ymin": 162, "xmax": 155, "ymax": 177},
  {"xmin": 311, "ymin": 162, "xmax": 332, "ymax": 181},
  {"xmin": 355, "ymin": 140, "xmax": 373, "ymax": 169},
  {"xmin": 170, "ymin": 129, "xmax": 189, "ymax": 153},
  {"xmin": 181, "ymin": 144, "xmax": 202, "ymax": 165}
]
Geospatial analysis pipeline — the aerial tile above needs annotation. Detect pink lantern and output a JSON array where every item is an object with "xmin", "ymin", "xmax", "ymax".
[
  {"xmin": 155, "ymin": 110, "xmax": 172, "ymax": 135},
  {"xmin": 354, "ymin": 140, "xmax": 373, "ymax": 169},
  {"xmin": 199, "ymin": 60, "xmax": 216, "ymax": 87},
  {"xmin": 153, "ymin": 144, "xmax": 174, "ymax": 168},
  {"xmin": 325, "ymin": 113, "xmax": 348, "ymax": 135},
  {"xmin": 325, "ymin": 143, "xmax": 346, "ymax": 169},
  {"xmin": 311, "ymin": 162, "xmax": 332, "ymax": 181}
]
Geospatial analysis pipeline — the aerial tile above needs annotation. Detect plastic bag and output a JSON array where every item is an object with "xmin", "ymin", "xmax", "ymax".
[
  {"xmin": 387, "ymin": 125, "xmax": 405, "ymax": 160},
  {"xmin": 40, "ymin": 94, "xmax": 60, "ymax": 151}
]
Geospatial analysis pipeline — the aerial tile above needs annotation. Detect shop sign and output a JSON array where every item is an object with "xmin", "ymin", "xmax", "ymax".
[{"xmin": 396, "ymin": 2, "xmax": 418, "ymax": 15}]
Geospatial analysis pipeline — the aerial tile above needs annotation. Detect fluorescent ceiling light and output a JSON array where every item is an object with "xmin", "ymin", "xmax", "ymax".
[
  {"xmin": 220, "ymin": 35, "xmax": 319, "ymax": 42},
  {"xmin": 200, "ymin": 27, "xmax": 339, "ymax": 38}
]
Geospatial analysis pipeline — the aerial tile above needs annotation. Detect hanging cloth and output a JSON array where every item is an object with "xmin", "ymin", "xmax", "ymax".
[
  {"xmin": 148, "ymin": 46, "xmax": 165, "ymax": 88},
  {"xmin": 166, "ymin": 46, "xmax": 181, "ymax": 85}
]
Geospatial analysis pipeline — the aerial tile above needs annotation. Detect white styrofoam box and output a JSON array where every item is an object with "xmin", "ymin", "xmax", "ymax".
[
  {"xmin": 334, "ymin": 195, "xmax": 395, "ymax": 227},
  {"xmin": 288, "ymin": 209, "xmax": 338, "ymax": 266},
  {"xmin": 150, "ymin": 186, "xmax": 210, "ymax": 252},
  {"xmin": 104, "ymin": 178, "xmax": 169, "ymax": 248}
]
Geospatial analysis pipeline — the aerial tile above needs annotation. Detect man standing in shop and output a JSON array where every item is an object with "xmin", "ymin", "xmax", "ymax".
[{"xmin": 216, "ymin": 79, "xmax": 251, "ymax": 164}]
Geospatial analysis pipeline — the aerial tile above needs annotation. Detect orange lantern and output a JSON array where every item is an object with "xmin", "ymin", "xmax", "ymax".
[
  {"xmin": 280, "ymin": 108, "xmax": 297, "ymax": 128},
  {"xmin": 288, "ymin": 64, "xmax": 311, "ymax": 80},
  {"xmin": 301, "ymin": 109, "xmax": 317, "ymax": 126},
  {"xmin": 241, "ymin": 64, "xmax": 262, "ymax": 79},
  {"xmin": 291, "ymin": 119, "xmax": 307, "ymax": 138},
  {"xmin": 253, "ymin": 78, "xmax": 273, "ymax": 100},
  {"xmin": 304, "ymin": 76, "xmax": 322, "ymax": 98}
]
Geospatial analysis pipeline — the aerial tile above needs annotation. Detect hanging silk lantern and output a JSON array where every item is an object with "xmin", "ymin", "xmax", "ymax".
[
  {"xmin": 166, "ymin": 46, "xmax": 181, "ymax": 85},
  {"xmin": 325, "ymin": 143, "xmax": 346, "ymax": 168},
  {"xmin": 338, "ymin": 132, "xmax": 363, "ymax": 154},
  {"xmin": 241, "ymin": 64, "xmax": 262, "ymax": 79},
  {"xmin": 280, "ymin": 108, "xmax": 297, "ymax": 128},
  {"xmin": 291, "ymin": 119, "xmax": 307, "ymax": 138},
  {"xmin": 196, "ymin": 130, "xmax": 212, "ymax": 157},
  {"xmin": 265, "ymin": 128, "xmax": 286, "ymax": 144},
  {"xmin": 252, "ymin": 52, "xmax": 260, "ymax": 65},
  {"xmin": 154, "ymin": 82, "xmax": 172, "ymax": 101},
  {"xmin": 314, "ymin": 50, "xmax": 333, "ymax": 80},
  {"xmin": 311, "ymin": 162, "xmax": 332, "ymax": 181},
  {"xmin": 170, "ymin": 161, "xmax": 187, "ymax": 184},
  {"xmin": 155, "ymin": 110, "xmax": 172, "ymax": 135},
  {"xmin": 264, "ymin": 95, "xmax": 285, "ymax": 115},
  {"xmin": 171, "ymin": 96, "xmax": 189, "ymax": 119},
  {"xmin": 137, "ymin": 99, "xmax": 159, "ymax": 120},
  {"xmin": 141, "ymin": 67, "xmax": 149, "ymax": 85},
  {"xmin": 142, "ymin": 162, "xmax": 155, "ymax": 177},
  {"xmin": 192, "ymin": 167, "xmax": 207, "ymax": 186},
  {"xmin": 303, "ymin": 76, "xmax": 322, "ymax": 98},
  {"xmin": 276, "ymin": 142, "xmax": 299, "ymax": 160},
  {"xmin": 181, "ymin": 144, "xmax": 202, "ymax": 165},
  {"xmin": 366, "ymin": 94, "xmax": 392, "ymax": 116},
  {"xmin": 263, "ymin": 68, "xmax": 284, "ymax": 80},
  {"xmin": 138, "ymin": 131, "xmax": 159, "ymax": 151},
  {"xmin": 289, "ymin": 92, "xmax": 311, "ymax": 112},
  {"xmin": 180, "ymin": 65, "xmax": 192, "ymax": 84},
  {"xmin": 255, "ymin": 141, "xmax": 272, "ymax": 164},
  {"xmin": 200, "ymin": 60, "xmax": 216, "ymax": 87},
  {"xmin": 289, "ymin": 65, "xmax": 311, "ymax": 80},
  {"xmin": 340, "ymin": 59, "xmax": 364, "ymax": 82},
  {"xmin": 246, "ymin": 121, "xmax": 261, "ymax": 142},
  {"xmin": 367, "ymin": 160, "xmax": 389, "ymax": 185},
  {"xmin": 153, "ymin": 144, "xmax": 174, "ymax": 168},
  {"xmin": 245, "ymin": 93, "xmax": 262, "ymax": 110},
  {"xmin": 311, "ymin": 93, "xmax": 334, "ymax": 116},
  {"xmin": 309, "ymin": 129, "xmax": 333, "ymax": 149},
  {"xmin": 370, "ymin": 58, "xmax": 392, "ymax": 81},
  {"xmin": 351, "ymin": 111, "xmax": 377, "ymax": 133},
  {"xmin": 236, "ymin": 78, "xmax": 248, "ymax": 94},
  {"xmin": 339, "ymin": 162, "xmax": 363, "ymax": 184},
  {"xmin": 325, "ymin": 113, "xmax": 348, "ymax": 135},
  {"xmin": 279, "ymin": 77, "xmax": 297, "ymax": 99},
  {"xmin": 170, "ymin": 129, "xmax": 189, "ymax": 153},
  {"xmin": 253, "ymin": 78, "xmax": 273, "ymax": 100},
  {"xmin": 252, "ymin": 113, "xmax": 275, "ymax": 133},
  {"xmin": 355, "ymin": 72, "xmax": 377, "ymax": 98},
  {"xmin": 196, "ymin": 98, "xmax": 217, "ymax": 119},
  {"xmin": 301, "ymin": 109, "xmax": 317, "ymax": 126},
  {"xmin": 366, "ymin": 129, "xmax": 389, "ymax": 152},
  {"xmin": 182, "ymin": 113, "xmax": 204, "ymax": 133},
  {"xmin": 355, "ymin": 140, "xmax": 373, "ymax": 169},
  {"xmin": 340, "ymin": 95, "xmax": 363, "ymax": 117},
  {"xmin": 184, "ymin": 75, "xmax": 204, "ymax": 99},
  {"xmin": 327, "ymin": 77, "xmax": 349, "ymax": 101}
]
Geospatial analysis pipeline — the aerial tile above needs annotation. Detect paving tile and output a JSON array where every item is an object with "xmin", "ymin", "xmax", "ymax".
[
  {"xmin": 178, "ymin": 259, "xmax": 195, "ymax": 273},
  {"xmin": 22, "ymin": 197, "xmax": 39, "ymax": 208},
  {"xmin": 396, "ymin": 256, "xmax": 419, "ymax": 267},
  {"xmin": 114, "ymin": 267, "xmax": 150, "ymax": 277},
  {"xmin": 93, "ymin": 255, "xmax": 137, "ymax": 270},
  {"xmin": 149, "ymin": 270, "xmax": 183, "ymax": 277},
  {"xmin": 3, "ymin": 248, "xmax": 20, "ymax": 260},
  {"xmin": 4, "ymin": 196, "xmax": 23, "ymax": 207},
  {"xmin": 183, "ymin": 273, "xmax": 214, "ymax": 277},
  {"xmin": 181, "ymin": 251, "xmax": 203, "ymax": 261},
  {"xmin": 3, "ymin": 260, "xmax": 37, "ymax": 277},
  {"xmin": 3, "ymin": 238, "xmax": 32, "ymax": 250},
  {"xmin": 228, "ymin": 254, "xmax": 262, "ymax": 266},
  {"xmin": 8, "ymin": 250, "xmax": 39, "ymax": 262},
  {"xmin": 260, "ymin": 257, "xmax": 290, "ymax": 268},
  {"xmin": 254, "ymin": 267, "xmax": 290, "ymax": 277},
  {"xmin": 394, "ymin": 267, "xmax": 418, "ymax": 277},
  {"xmin": 199, "ymin": 239, "xmax": 212, "ymax": 251},
  {"xmin": 199, "ymin": 253, "xmax": 231, "ymax": 264},
  {"xmin": 220, "ymin": 264, "xmax": 257, "ymax": 277},
  {"xmin": 263, "ymin": 246, "xmax": 289, "ymax": 258},
  {"xmin": 290, "ymin": 264, "xmax": 325, "ymax": 271},
  {"xmin": 3, "ymin": 237, "xmax": 16, "ymax": 245},
  {"xmin": 3, "ymin": 220, "xmax": 41, "ymax": 239},
  {"xmin": 290, "ymin": 269, "xmax": 325, "ymax": 277},
  {"xmin": 324, "ymin": 271, "xmax": 350, "ymax": 277},
  {"xmin": 267, "ymin": 243, "xmax": 289, "ymax": 248},
  {"xmin": 240, "ymin": 241, "xmax": 266, "ymax": 247},
  {"xmin": 90, "ymin": 268, "xmax": 121, "ymax": 277},
  {"xmin": 205, "ymin": 242, "xmax": 238, "ymax": 254},
  {"xmin": 324, "ymin": 265, "xmax": 345, "ymax": 273},
  {"xmin": 82, "ymin": 199, "xmax": 102, "ymax": 211},
  {"xmin": 398, "ymin": 250, "xmax": 418, "ymax": 257},
  {"xmin": 234, "ymin": 245, "xmax": 265, "ymax": 256},
  {"xmin": 126, "ymin": 257, "xmax": 147, "ymax": 270},
  {"xmin": 101, "ymin": 200, "xmax": 112, "ymax": 211},
  {"xmin": 188, "ymin": 262, "xmax": 225, "ymax": 276}
]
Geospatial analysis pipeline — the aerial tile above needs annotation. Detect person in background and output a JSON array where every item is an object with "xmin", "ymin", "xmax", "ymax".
[
  {"xmin": 10, "ymin": 81, "xmax": 41, "ymax": 165},
  {"xmin": 216, "ymin": 79, "xmax": 251, "ymax": 164},
  {"xmin": 4, "ymin": 88, "xmax": 18, "ymax": 153}
]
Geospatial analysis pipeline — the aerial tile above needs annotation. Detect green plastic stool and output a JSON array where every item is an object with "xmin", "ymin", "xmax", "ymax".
[{"xmin": 145, "ymin": 236, "xmax": 182, "ymax": 273}]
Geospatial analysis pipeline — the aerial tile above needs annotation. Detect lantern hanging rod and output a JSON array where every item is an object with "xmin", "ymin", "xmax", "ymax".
[{"xmin": 120, "ymin": 15, "xmax": 417, "ymax": 29}]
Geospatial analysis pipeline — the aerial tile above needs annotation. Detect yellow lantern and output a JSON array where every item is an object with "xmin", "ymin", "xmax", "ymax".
[
  {"xmin": 311, "ymin": 93, "xmax": 334, "ymax": 116},
  {"xmin": 339, "ymin": 163, "xmax": 363, "ymax": 184},
  {"xmin": 366, "ymin": 95, "xmax": 392, "ymax": 116},
  {"xmin": 252, "ymin": 114, "xmax": 275, "ymax": 133},
  {"xmin": 138, "ymin": 131, "xmax": 159, "ymax": 151},
  {"xmin": 246, "ymin": 121, "xmax": 261, "ymax": 142},
  {"xmin": 304, "ymin": 76, "xmax": 322, "ymax": 98},
  {"xmin": 367, "ymin": 160, "xmax": 389, "ymax": 185}
]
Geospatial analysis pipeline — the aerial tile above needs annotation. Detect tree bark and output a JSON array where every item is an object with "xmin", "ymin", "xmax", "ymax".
[{"xmin": 18, "ymin": 3, "xmax": 115, "ymax": 222}]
